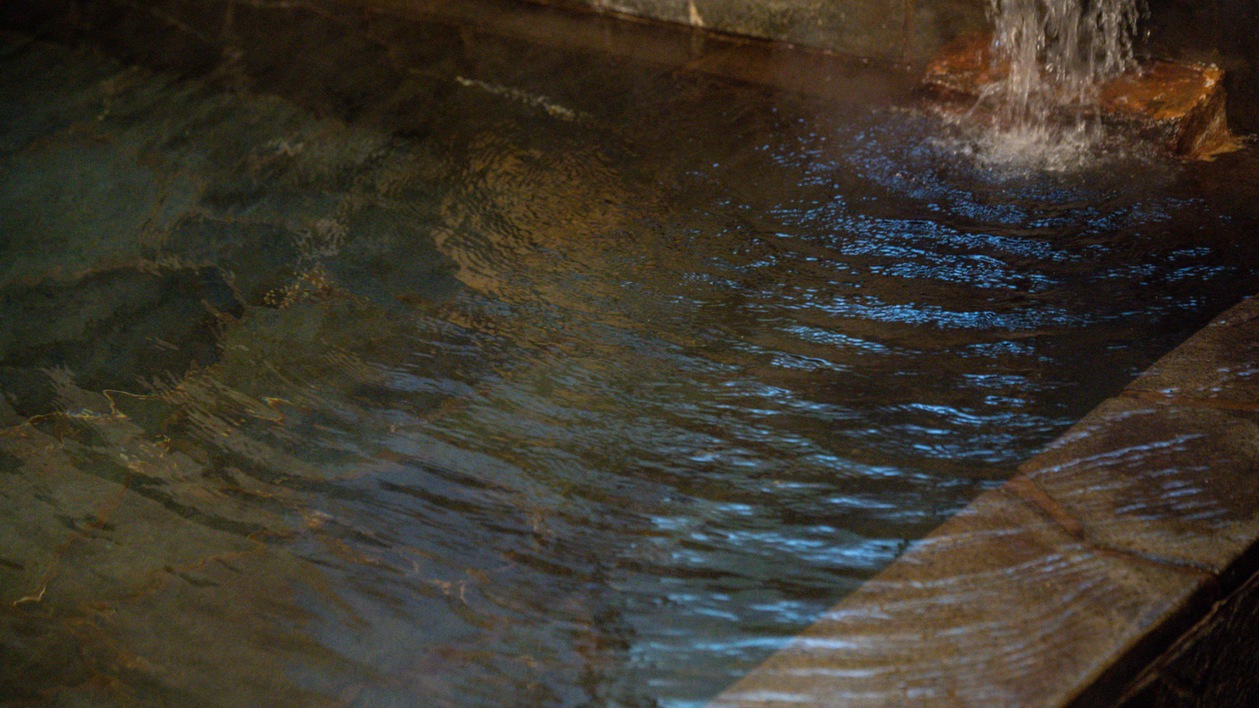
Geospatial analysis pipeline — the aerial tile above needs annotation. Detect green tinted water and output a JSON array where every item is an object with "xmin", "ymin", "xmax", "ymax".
[{"xmin": 2, "ymin": 1, "xmax": 1259, "ymax": 704}]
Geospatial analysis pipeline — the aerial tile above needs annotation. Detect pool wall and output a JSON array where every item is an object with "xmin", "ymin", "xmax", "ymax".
[
  {"xmin": 524, "ymin": 0, "xmax": 990, "ymax": 65},
  {"xmin": 508, "ymin": 0, "xmax": 1259, "ymax": 133},
  {"xmin": 717, "ymin": 295, "xmax": 1259, "ymax": 705},
  {"xmin": 5, "ymin": 0, "xmax": 1258, "ymax": 702}
]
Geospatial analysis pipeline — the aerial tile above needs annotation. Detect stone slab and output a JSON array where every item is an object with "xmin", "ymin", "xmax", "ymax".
[
  {"xmin": 715, "ymin": 487, "xmax": 1210, "ymax": 706},
  {"xmin": 718, "ymin": 293, "xmax": 1259, "ymax": 704},
  {"xmin": 922, "ymin": 34, "xmax": 1244, "ymax": 160},
  {"xmin": 1099, "ymin": 61, "xmax": 1241, "ymax": 160},
  {"xmin": 1143, "ymin": 0, "xmax": 1259, "ymax": 137},
  {"xmin": 519, "ymin": 0, "xmax": 989, "ymax": 65},
  {"xmin": 920, "ymin": 32, "xmax": 1001, "ymax": 100},
  {"xmin": 354, "ymin": 0, "xmax": 917, "ymax": 103},
  {"xmin": 1020, "ymin": 396, "xmax": 1259, "ymax": 574},
  {"xmin": 1127, "ymin": 295, "xmax": 1259, "ymax": 403},
  {"xmin": 692, "ymin": 0, "xmax": 906, "ymax": 64}
]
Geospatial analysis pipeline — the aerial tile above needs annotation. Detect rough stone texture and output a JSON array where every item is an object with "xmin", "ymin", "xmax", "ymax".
[
  {"xmin": 1100, "ymin": 62, "xmax": 1241, "ymax": 160},
  {"xmin": 922, "ymin": 35, "xmax": 1242, "ymax": 160},
  {"xmin": 521, "ymin": 0, "xmax": 990, "ymax": 65},
  {"xmin": 715, "ymin": 487, "xmax": 1208, "ymax": 706},
  {"xmin": 1119, "ymin": 566, "xmax": 1259, "ymax": 707},
  {"xmin": 717, "ymin": 295, "xmax": 1259, "ymax": 705},
  {"xmin": 692, "ymin": 0, "xmax": 906, "ymax": 63},
  {"xmin": 1145, "ymin": 0, "xmax": 1259, "ymax": 137}
]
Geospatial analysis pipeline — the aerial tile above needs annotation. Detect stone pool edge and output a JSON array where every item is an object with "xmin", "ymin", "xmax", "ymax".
[
  {"xmin": 714, "ymin": 294, "xmax": 1259, "ymax": 705},
  {"xmin": 361, "ymin": 0, "xmax": 920, "ymax": 103}
]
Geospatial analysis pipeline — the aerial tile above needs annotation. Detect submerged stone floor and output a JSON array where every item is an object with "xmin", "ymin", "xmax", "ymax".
[
  {"xmin": 718, "ymin": 295, "xmax": 1259, "ymax": 704},
  {"xmin": 2, "ymin": 0, "xmax": 1259, "ymax": 705}
]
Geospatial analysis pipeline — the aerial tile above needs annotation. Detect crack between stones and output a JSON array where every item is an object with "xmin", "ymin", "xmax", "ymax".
[{"xmin": 1005, "ymin": 475, "xmax": 1217, "ymax": 579}]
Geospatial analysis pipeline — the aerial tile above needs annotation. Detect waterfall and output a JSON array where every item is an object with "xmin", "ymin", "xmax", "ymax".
[{"xmin": 976, "ymin": 0, "xmax": 1145, "ymax": 168}]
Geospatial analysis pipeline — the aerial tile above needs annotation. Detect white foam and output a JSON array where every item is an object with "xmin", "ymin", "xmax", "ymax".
[{"xmin": 975, "ymin": 0, "xmax": 1145, "ymax": 170}]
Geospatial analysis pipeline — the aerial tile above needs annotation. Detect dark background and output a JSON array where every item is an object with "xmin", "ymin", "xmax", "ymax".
[{"xmin": 1145, "ymin": 0, "xmax": 1259, "ymax": 134}]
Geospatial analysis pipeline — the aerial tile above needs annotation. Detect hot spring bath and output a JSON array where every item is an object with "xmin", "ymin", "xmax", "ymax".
[{"xmin": 1, "ymin": 0, "xmax": 1258, "ymax": 704}]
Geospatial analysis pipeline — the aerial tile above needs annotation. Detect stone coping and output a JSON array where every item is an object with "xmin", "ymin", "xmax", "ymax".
[
  {"xmin": 364, "ymin": 0, "xmax": 919, "ymax": 102},
  {"xmin": 512, "ymin": 0, "xmax": 989, "ymax": 66},
  {"xmin": 716, "ymin": 294, "xmax": 1259, "ymax": 705}
]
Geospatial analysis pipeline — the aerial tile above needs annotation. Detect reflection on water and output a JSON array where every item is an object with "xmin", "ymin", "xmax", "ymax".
[{"xmin": 2, "ymin": 1, "xmax": 1259, "ymax": 704}]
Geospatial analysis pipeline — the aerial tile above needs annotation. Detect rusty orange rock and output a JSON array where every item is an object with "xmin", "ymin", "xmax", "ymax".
[
  {"xmin": 1099, "ymin": 61, "xmax": 1241, "ymax": 160},
  {"xmin": 922, "ymin": 34, "xmax": 1243, "ymax": 161},
  {"xmin": 922, "ymin": 33, "xmax": 1008, "ymax": 102}
]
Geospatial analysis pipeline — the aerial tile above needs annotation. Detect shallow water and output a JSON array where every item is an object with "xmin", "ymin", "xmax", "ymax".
[{"xmin": 2, "ymin": 1, "xmax": 1259, "ymax": 704}]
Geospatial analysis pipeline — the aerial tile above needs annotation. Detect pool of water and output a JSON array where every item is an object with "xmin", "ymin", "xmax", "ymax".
[{"xmin": 2, "ymin": 1, "xmax": 1259, "ymax": 704}]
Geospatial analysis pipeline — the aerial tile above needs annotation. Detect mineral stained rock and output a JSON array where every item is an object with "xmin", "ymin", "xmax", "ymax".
[{"xmin": 922, "ymin": 34, "xmax": 1243, "ymax": 160}]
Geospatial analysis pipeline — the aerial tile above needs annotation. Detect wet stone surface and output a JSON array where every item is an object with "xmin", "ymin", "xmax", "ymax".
[
  {"xmin": 1023, "ymin": 396, "xmax": 1259, "ymax": 573},
  {"xmin": 2, "ymin": 0, "xmax": 1259, "ymax": 704},
  {"xmin": 922, "ymin": 34, "xmax": 1242, "ymax": 160},
  {"xmin": 0, "ymin": 267, "xmax": 243, "ymax": 417},
  {"xmin": 723, "ymin": 294, "xmax": 1259, "ymax": 705},
  {"xmin": 1128, "ymin": 295, "xmax": 1259, "ymax": 403},
  {"xmin": 718, "ymin": 487, "xmax": 1208, "ymax": 706},
  {"xmin": 526, "ymin": 0, "xmax": 988, "ymax": 64}
]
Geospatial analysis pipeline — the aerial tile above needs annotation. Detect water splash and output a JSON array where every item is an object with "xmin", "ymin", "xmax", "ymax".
[{"xmin": 977, "ymin": 0, "xmax": 1144, "ymax": 170}]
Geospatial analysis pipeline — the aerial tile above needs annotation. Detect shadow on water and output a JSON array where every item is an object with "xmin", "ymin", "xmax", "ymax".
[{"xmin": 2, "ymin": 0, "xmax": 1259, "ymax": 704}]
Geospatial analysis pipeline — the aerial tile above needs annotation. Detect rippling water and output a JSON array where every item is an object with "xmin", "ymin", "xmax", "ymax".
[{"xmin": 1, "ymin": 2, "xmax": 1258, "ymax": 704}]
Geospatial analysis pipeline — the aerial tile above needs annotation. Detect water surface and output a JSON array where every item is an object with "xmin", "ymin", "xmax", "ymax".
[{"xmin": 2, "ymin": 2, "xmax": 1259, "ymax": 704}]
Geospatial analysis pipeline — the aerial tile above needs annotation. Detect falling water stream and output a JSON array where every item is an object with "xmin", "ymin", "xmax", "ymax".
[{"xmin": 977, "ymin": 0, "xmax": 1145, "ymax": 168}]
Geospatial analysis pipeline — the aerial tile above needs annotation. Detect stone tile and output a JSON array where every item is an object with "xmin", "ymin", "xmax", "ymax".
[
  {"xmin": 0, "ymin": 416, "xmax": 354, "ymax": 702},
  {"xmin": 682, "ymin": 36, "xmax": 916, "ymax": 103},
  {"xmin": 1018, "ymin": 396, "xmax": 1259, "ymax": 574},
  {"xmin": 0, "ymin": 427, "xmax": 125, "ymax": 605},
  {"xmin": 694, "ymin": 0, "xmax": 906, "ymax": 63},
  {"xmin": 1127, "ymin": 295, "xmax": 1259, "ymax": 403},
  {"xmin": 0, "ymin": 267, "xmax": 243, "ymax": 417},
  {"xmin": 715, "ymin": 487, "xmax": 1207, "ymax": 705}
]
